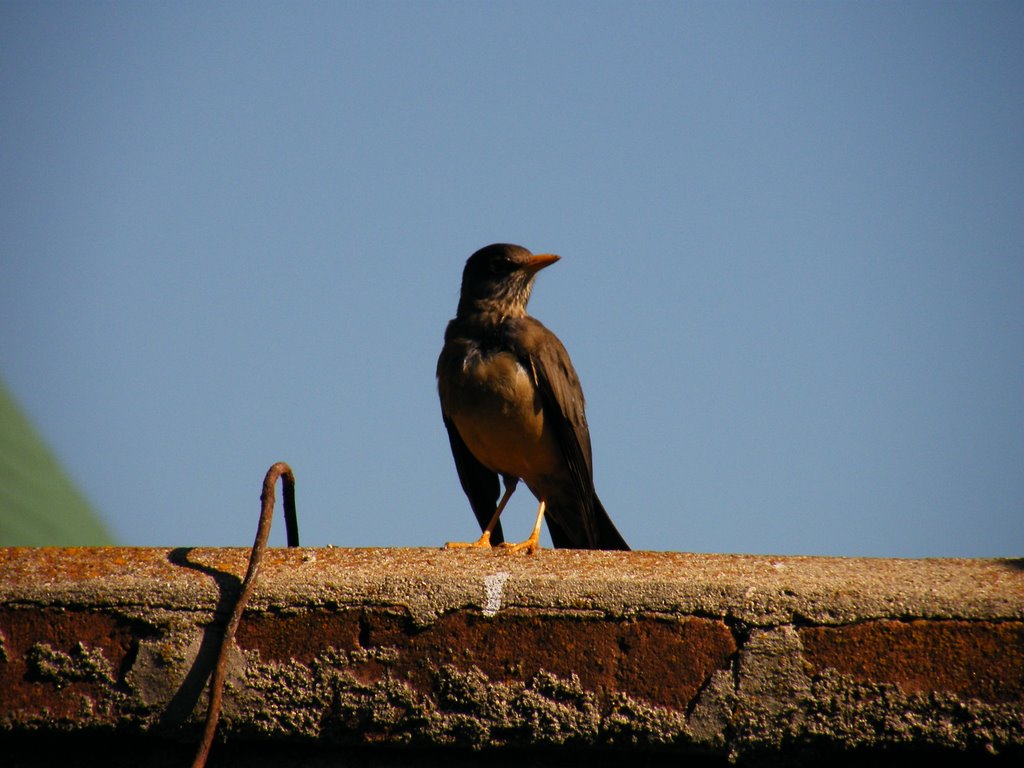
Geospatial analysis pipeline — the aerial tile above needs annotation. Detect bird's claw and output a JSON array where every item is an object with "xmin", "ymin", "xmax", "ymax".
[
  {"xmin": 444, "ymin": 531, "xmax": 493, "ymax": 550},
  {"xmin": 497, "ymin": 537, "xmax": 541, "ymax": 555}
]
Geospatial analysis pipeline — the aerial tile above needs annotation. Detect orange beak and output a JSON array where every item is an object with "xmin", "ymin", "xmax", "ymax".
[{"xmin": 523, "ymin": 253, "xmax": 560, "ymax": 273}]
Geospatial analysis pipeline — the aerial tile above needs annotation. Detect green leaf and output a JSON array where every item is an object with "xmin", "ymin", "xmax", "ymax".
[{"xmin": 0, "ymin": 379, "xmax": 115, "ymax": 545}]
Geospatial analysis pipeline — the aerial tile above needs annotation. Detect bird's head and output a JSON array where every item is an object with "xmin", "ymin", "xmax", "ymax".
[{"xmin": 456, "ymin": 243, "xmax": 560, "ymax": 319}]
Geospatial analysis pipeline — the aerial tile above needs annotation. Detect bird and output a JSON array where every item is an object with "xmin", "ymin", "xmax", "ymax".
[{"xmin": 436, "ymin": 243, "xmax": 629, "ymax": 553}]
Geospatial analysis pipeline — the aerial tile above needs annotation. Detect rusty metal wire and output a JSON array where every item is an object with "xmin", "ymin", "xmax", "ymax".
[{"xmin": 191, "ymin": 461, "xmax": 297, "ymax": 768}]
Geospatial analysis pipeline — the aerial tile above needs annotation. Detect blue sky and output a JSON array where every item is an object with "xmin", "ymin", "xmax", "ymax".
[{"xmin": 2, "ymin": 1, "xmax": 1021, "ymax": 556}]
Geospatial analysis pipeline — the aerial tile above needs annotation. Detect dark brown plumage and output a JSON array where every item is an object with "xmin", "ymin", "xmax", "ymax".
[{"xmin": 437, "ymin": 243, "xmax": 629, "ymax": 552}]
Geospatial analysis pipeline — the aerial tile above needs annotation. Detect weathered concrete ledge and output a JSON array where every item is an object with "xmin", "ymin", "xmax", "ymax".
[{"xmin": 0, "ymin": 547, "xmax": 1021, "ymax": 764}]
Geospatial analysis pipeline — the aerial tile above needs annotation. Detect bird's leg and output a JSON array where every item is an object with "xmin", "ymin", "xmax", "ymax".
[
  {"xmin": 445, "ymin": 482, "xmax": 517, "ymax": 549},
  {"xmin": 500, "ymin": 500, "xmax": 546, "ymax": 555}
]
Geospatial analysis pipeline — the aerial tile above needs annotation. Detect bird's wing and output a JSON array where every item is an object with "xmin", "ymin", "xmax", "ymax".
[
  {"xmin": 512, "ymin": 318, "xmax": 599, "ymax": 546},
  {"xmin": 440, "ymin": 414, "xmax": 505, "ymax": 545},
  {"xmin": 437, "ymin": 333, "xmax": 506, "ymax": 544}
]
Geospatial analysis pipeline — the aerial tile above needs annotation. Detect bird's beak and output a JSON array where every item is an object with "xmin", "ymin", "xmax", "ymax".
[{"xmin": 523, "ymin": 253, "xmax": 560, "ymax": 273}]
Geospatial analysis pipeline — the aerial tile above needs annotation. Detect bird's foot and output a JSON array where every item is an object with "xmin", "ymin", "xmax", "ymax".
[
  {"xmin": 495, "ymin": 499, "xmax": 545, "ymax": 555},
  {"xmin": 497, "ymin": 533, "xmax": 542, "ymax": 555},
  {"xmin": 444, "ymin": 531, "xmax": 493, "ymax": 550}
]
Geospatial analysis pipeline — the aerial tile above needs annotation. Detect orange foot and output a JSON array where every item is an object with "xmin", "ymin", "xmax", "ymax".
[
  {"xmin": 497, "ymin": 533, "xmax": 541, "ymax": 555},
  {"xmin": 496, "ymin": 500, "xmax": 546, "ymax": 555},
  {"xmin": 444, "ymin": 530, "xmax": 493, "ymax": 549}
]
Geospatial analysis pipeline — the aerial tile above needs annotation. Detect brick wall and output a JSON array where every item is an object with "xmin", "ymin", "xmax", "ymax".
[{"xmin": 1, "ymin": 547, "xmax": 1021, "ymax": 765}]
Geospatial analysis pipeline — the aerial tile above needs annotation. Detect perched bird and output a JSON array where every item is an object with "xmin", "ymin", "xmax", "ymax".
[{"xmin": 437, "ymin": 243, "xmax": 629, "ymax": 553}]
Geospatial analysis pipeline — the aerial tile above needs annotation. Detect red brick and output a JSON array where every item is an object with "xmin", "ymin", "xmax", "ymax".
[
  {"xmin": 0, "ymin": 608, "xmax": 144, "ymax": 720},
  {"xmin": 800, "ymin": 619, "xmax": 1024, "ymax": 703},
  {"xmin": 235, "ymin": 609, "xmax": 736, "ymax": 711}
]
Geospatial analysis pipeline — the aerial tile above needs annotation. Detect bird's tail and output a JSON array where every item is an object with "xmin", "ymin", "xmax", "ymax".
[
  {"xmin": 545, "ymin": 492, "xmax": 630, "ymax": 550},
  {"xmin": 591, "ymin": 493, "xmax": 630, "ymax": 550}
]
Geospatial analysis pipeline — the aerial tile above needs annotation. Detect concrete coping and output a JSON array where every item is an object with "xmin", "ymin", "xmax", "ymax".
[{"xmin": 2, "ymin": 547, "xmax": 1021, "ymax": 625}]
